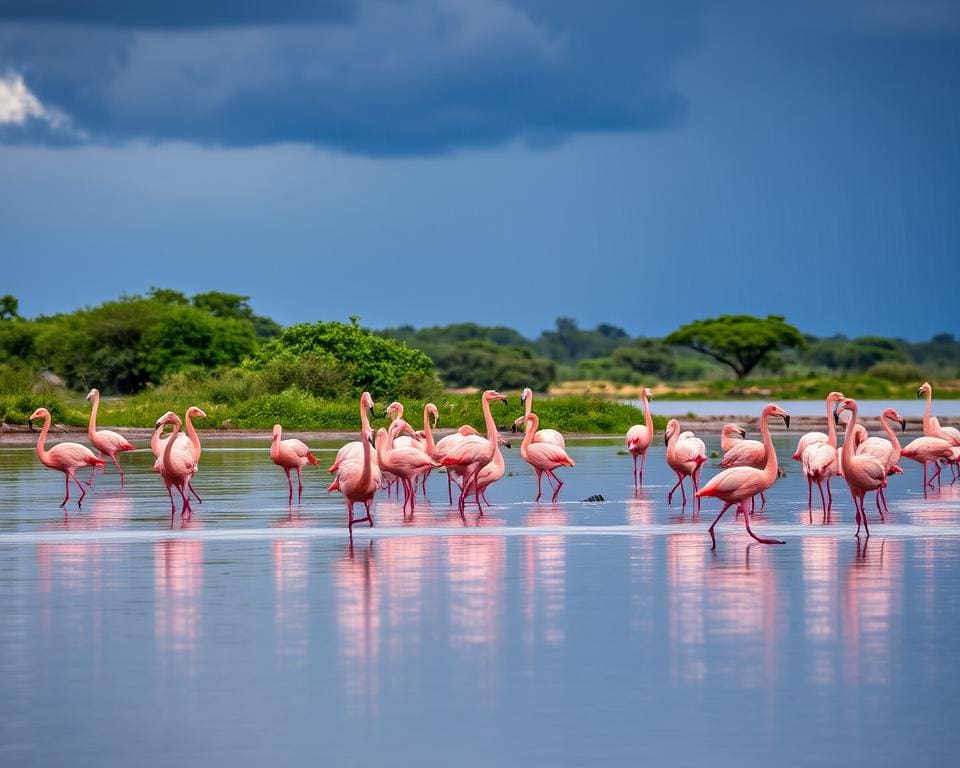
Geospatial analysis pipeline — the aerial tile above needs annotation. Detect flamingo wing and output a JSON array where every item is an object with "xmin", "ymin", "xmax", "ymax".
[
  {"xmin": 698, "ymin": 466, "xmax": 763, "ymax": 502},
  {"xmin": 720, "ymin": 439, "xmax": 765, "ymax": 469}
]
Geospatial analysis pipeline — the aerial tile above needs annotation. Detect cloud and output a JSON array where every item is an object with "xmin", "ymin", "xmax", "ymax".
[
  {"xmin": 0, "ymin": 0, "xmax": 699, "ymax": 155},
  {"xmin": 0, "ymin": 70, "xmax": 72, "ymax": 134},
  {"xmin": 0, "ymin": 1, "xmax": 355, "ymax": 29}
]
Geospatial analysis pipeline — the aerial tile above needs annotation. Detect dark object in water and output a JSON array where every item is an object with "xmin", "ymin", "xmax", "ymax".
[{"xmin": 582, "ymin": 494, "xmax": 605, "ymax": 503}]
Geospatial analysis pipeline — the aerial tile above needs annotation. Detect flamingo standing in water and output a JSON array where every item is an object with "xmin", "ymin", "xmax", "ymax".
[
  {"xmin": 150, "ymin": 406, "xmax": 206, "ymax": 503},
  {"xmin": 664, "ymin": 419, "xmax": 707, "ymax": 509},
  {"xmin": 434, "ymin": 423, "xmax": 482, "ymax": 503},
  {"xmin": 376, "ymin": 420, "xmax": 441, "ymax": 514},
  {"xmin": 516, "ymin": 413, "xmax": 576, "ymax": 502},
  {"xmin": 270, "ymin": 425, "xmax": 319, "ymax": 503},
  {"xmin": 329, "ymin": 392, "xmax": 376, "ymax": 473},
  {"xmin": 835, "ymin": 398, "xmax": 887, "ymax": 536},
  {"xmin": 84, "ymin": 388, "xmax": 135, "ymax": 487},
  {"xmin": 855, "ymin": 407, "xmax": 906, "ymax": 517},
  {"xmin": 463, "ymin": 437, "xmax": 511, "ymax": 506},
  {"xmin": 719, "ymin": 423, "xmax": 772, "ymax": 510},
  {"xmin": 440, "ymin": 390, "xmax": 508, "ymax": 513},
  {"xmin": 794, "ymin": 391, "xmax": 844, "ymax": 511},
  {"xmin": 625, "ymin": 387, "xmax": 654, "ymax": 488},
  {"xmin": 697, "ymin": 403, "xmax": 790, "ymax": 549},
  {"xmin": 155, "ymin": 411, "xmax": 198, "ymax": 526},
  {"xmin": 29, "ymin": 407, "xmax": 105, "ymax": 507},
  {"xmin": 901, "ymin": 435, "xmax": 956, "ymax": 491},
  {"xmin": 520, "ymin": 388, "xmax": 565, "ymax": 446},
  {"xmin": 328, "ymin": 426, "xmax": 381, "ymax": 532}
]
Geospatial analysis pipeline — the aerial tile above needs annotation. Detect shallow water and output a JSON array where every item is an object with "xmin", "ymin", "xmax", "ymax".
[
  {"xmin": 631, "ymin": 399, "xmax": 960, "ymax": 419},
  {"xmin": 2, "ymin": 436, "xmax": 959, "ymax": 767}
]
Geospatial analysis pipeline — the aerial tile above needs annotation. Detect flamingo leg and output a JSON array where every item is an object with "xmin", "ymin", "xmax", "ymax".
[
  {"xmin": 447, "ymin": 472, "xmax": 454, "ymax": 504},
  {"xmin": 285, "ymin": 468, "xmax": 293, "ymax": 504},
  {"xmin": 806, "ymin": 475, "xmax": 813, "ymax": 509},
  {"xmin": 535, "ymin": 469, "xmax": 543, "ymax": 502},
  {"xmin": 547, "ymin": 469, "xmax": 563, "ymax": 502},
  {"xmin": 72, "ymin": 471, "xmax": 87, "ymax": 507},
  {"xmin": 875, "ymin": 489, "xmax": 886, "ymax": 521},
  {"xmin": 816, "ymin": 478, "xmax": 828, "ymax": 521},
  {"xmin": 826, "ymin": 478, "xmax": 833, "ymax": 510},
  {"xmin": 111, "ymin": 455, "xmax": 125, "ymax": 487},
  {"xmin": 679, "ymin": 475, "xmax": 687, "ymax": 506},
  {"xmin": 741, "ymin": 500, "xmax": 785, "ymax": 545},
  {"xmin": 931, "ymin": 463, "xmax": 943, "ymax": 487},
  {"xmin": 188, "ymin": 479, "xmax": 202, "ymax": 504},
  {"xmin": 667, "ymin": 474, "xmax": 684, "ymax": 505},
  {"xmin": 760, "ymin": 490, "xmax": 767, "ymax": 506},
  {"xmin": 708, "ymin": 502, "xmax": 733, "ymax": 549},
  {"xmin": 639, "ymin": 451, "xmax": 647, "ymax": 484},
  {"xmin": 60, "ymin": 473, "xmax": 71, "ymax": 507},
  {"xmin": 296, "ymin": 466, "xmax": 303, "ymax": 502},
  {"xmin": 632, "ymin": 453, "xmax": 638, "ymax": 488}
]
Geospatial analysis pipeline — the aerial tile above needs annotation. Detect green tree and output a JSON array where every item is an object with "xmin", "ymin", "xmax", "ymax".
[
  {"xmin": 665, "ymin": 315, "xmax": 805, "ymax": 380},
  {"xmin": 435, "ymin": 341, "xmax": 556, "ymax": 391},
  {"xmin": 610, "ymin": 340, "xmax": 677, "ymax": 380},
  {"xmin": 0, "ymin": 295, "xmax": 20, "ymax": 320}
]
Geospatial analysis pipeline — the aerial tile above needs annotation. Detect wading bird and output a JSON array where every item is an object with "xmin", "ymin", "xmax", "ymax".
[
  {"xmin": 625, "ymin": 387, "xmax": 654, "ymax": 488},
  {"xmin": 520, "ymin": 388, "xmax": 565, "ymax": 447},
  {"xmin": 84, "ymin": 388, "xmax": 135, "ymax": 487},
  {"xmin": 440, "ymin": 390, "xmax": 508, "ymax": 513},
  {"xmin": 328, "ymin": 426, "xmax": 381, "ymax": 532},
  {"xmin": 270, "ymin": 424, "xmax": 319, "ymax": 503},
  {"xmin": 155, "ymin": 411, "xmax": 198, "ymax": 527},
  {"xmin": 855, "ymin": 407, "xmax": 906, "ymax": 516},
  {"xmin": 795, "ymin": 391, "xmax": 844, "ymax": 512},
  {"xmin": 664, "ymin": 419, "xmax": 707, "ymax": 509},
  {"xmin": 835, "ymin": 398, "xmax": 887, "ymax": 536},
  {"xmin": 30, "ymin": 407, "xmax": 105, "ymax": 508},
  {"xmin": 516, "ymin": 412, "xmax": 576, "ymax": 502}
]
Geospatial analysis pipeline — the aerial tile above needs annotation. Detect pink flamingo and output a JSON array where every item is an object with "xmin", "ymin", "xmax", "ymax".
[
  {"xmin": 698, "ymin": 403, "xmax": 790, "ymax": 548},
  {"xmin": 835, "ymin": 398, "xmax": 887, "ymax": 536},
  {"xmin": 329, "ymin": 391, "xmax": 376, "ymax": 473},
  {"xmin": 793, "ymin": 390, "xmax": 844, "ymax": 506},
  {"xmin": 520, "ymin": 388, "xmax": 565, "ymax": 446},
  {"xmin": 84, "ymin": 388, "xmax": 135, "ymax": 487},
  {"xmin": 929, "ymin": 417, "xmax": 960, "ymax": 482},
  {"xmin": 29, "ymin": 407, "xmax": 105, "ymax": 508},
  {"xmin": 155, "ymin": 411, "xmax": 198, "ymax": 527},
  {"xmin": 516, "ymin": 412, "xmax": 575, "ymax": 502},
  {"xmin": 270, "ymin": 424, "xmax": 320, "ymax": 503},
  {"xmin": 720, "ymin": 423, "xmax": 747, "ymax": 454},
  {"xmin": 150, "ymin": 406, "xmax": 207, "ymax": 503},
  {"xmin": 625, "ymin": 387, "xmax": 654, "ymax": 488},
  {"xmin": 719, "ymin": 423, "xmax": 771, "ymax": 509},
  {"xmin": 462, "ymin": 437, "xmax": 511, "ymax": 506},
  {"xmin": 440, "ymin": 390, "xmax": 508, "ymax": 513},
  {"xmin": 434, "ymin": 423, "xmax": 482, "ymax": 503},
  {"xmin": 413, "ymin": 402, "xmax": 440, "ymax": 492},
  {"xmin": 664, "ymin": 419, "xmax": 707, "ymax": 509},
  {"xmin": 802, "ymin": 440, "xmax": 839, "ymax": 519},
  {"xmin": 328, "ymin": 425, "xmax": 381, "ymax": 532},
  {"xmin": 376, "ymin": 420, "xmax": 441, "ymax": 514},
  {"xmin": 901, "ymin": 435, "xmax": 956, "ymax": 491},
  {"xmin": 855, "ymin": 408, "xmax": 906, "ymax": 516}
]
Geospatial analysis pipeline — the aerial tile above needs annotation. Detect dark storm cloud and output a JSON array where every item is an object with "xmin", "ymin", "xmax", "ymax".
[
  {"xmin": 0, "ymin": 0, "xmax": 699, "ymax": 155},
  {"xmin": 0, "ymin": 1, "xmax": 355, "ymax": 28}
]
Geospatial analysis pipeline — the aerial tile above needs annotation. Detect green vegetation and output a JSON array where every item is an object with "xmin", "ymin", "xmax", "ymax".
[{"xmin": 1, "ymin": 291, "xmax": 958, "ymax": 436}]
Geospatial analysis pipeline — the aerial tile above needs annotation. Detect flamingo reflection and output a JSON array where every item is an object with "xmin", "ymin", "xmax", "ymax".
[
  {"xmin": 666, "ymin": 534, "xmax": 706, "ymax": 682},
  {"xmin": 272, "ymin": 537, "xmax": 310, "ymax": 666},
  {"xmin": 843, "ymin": 538, "xmax": 903, "ymax": 685},
  {"xmin": 446, "ymin": 534, "xmax": 505, "ymax": 650},
  {"xmin": 802, "ymin": 537, "xmax": 839, "ymax": 685},
  {"xmin": 627, "ymin": 491, "xmax": 656, "ymax": 636},
  {"xmin": 333, "ymin": 541, "xmax": 381, "ymax": 715},
  {"xmin": 154, "ymin": 537, "xmax": 204, "ymax": 656},
  {"xmin": 522, "ymin": 504, "xmax": 567, "ymax": 647}
]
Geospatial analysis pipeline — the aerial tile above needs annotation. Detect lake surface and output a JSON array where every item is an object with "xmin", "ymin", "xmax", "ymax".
[
  {"xmin": 2, "ymin": 436, "xmax": 959, "ymax": 767},
  {"xmin": 632, "ymin": 399, "xmax": 960, "ymax": 419}
]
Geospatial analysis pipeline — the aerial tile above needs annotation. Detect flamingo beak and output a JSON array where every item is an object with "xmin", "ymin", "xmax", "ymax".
[
  {"xmin": 783, "ymin": 414, "xmax": 791, "ymax": 429},
  {"xmin": 833, "ymin": 404, "xmax": 842, "ymax": 426},
  {"xmin": 900, "ymin": 419, "xmax": 906, "ymax": 432},
  {"xmin": 739, "ymin": 428, "xmax": 746, "ymax": 439},
  {"xmin": 916, "ymin": 387, "xmax": 923, "ymax": 398}
]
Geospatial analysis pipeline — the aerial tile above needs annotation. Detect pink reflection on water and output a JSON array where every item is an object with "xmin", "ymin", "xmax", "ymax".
[
  {"xmin": 842, "ymin": 538, "xmax": 903, "ymax": 685},
  {"xmin": 802, "ymin": 537, "xmax": 839, "ymax": 685},
  {"xmin": 667, "ymin": 534, "xmax": 706, "ymax": 683},
  {"xmin": 522, "ymin": 505, "xmax": 567, "ymax": 647},
  {"xmin": 627, "ymin": 491, "xmax": 656, "ymax": 636},
  {"xmin": 272, "ymin": 538, "xmax": 309, "ymax": 666},
  {"xmin": 333, "ymin": 541, "xmax": 381, "ymax": 715},
  {"xmin": 445, "ymin": 533, "xmax": 505, "ymax": 651},
  {"xmin": 154, "ymin": 536, "xmax": 204, "ymax": 656}
]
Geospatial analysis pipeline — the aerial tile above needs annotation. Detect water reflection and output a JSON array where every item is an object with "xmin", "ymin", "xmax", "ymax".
[
  {"xmin": 446, "ymin": 534, "xmax": 505, "ymax": 652},
  {"xmin": 154, "ymin": 537, "xmax": 204, "ymax": 658},
  {"xmin": 522, "ymin": 505, "xmax": 567, "ymax": 647},
  {"xmin": 667, "ymin": 534, "xmax": 706, "ymax": 682},
  {"xmin": 802, "ymin": 537, "xmax": 839, "ymax": 685},
  {"xmin": 843, "ymin": 538, "xmax": 903, "ymax": 685},
  {"xmin": 627, "ymin": 491, "xmax": 656, "ymax": 636},
  {"xmin": 333, "ymin": 541, "xmax": 381, "ymax": 715},
  {"xmin": 272, "ymin": 538, "xmax": 309, "ymax": 666}
]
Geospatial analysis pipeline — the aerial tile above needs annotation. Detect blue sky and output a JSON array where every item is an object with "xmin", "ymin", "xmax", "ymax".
[{"xmin": 1, "ymin": 1, "xmax": 958, "ymax": 339}]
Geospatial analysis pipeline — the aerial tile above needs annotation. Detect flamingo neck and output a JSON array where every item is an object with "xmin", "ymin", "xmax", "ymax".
[
  {"xmin": 481, "ymin": 396, "xmax": 499, "ymax": 451},
  {"xmin": 520, "ymin": 415, "xmax": 538, "ymax": 457},
  {"xmin": 163, "ymin": 419, "xmax": 180, "ymax": 467},
  {"xmin": 924, "ymin": 389, "xmax": 933, "ymax": 432},
  {"xmin": 88, "ymin": 392, "xmax": 99, "ymax": 440},
  {"xmin": 359, "ymin": 397, "xmax": 371, "ymax": 433},
  {"xmin": 422, "ymin": 406, "xmax": 437, "ymax": 456},
  {"xmin": 642, "ymin": 390, "xmax": 653, "ymax": 434},
  {"xmin": 360, "ymin": 431, "xmax": 372, "ymax": 487},
  {"xmin": 880, "ymin": 414, "xmax": 902, "ymax": 456},
  {"xmin": 35, "ymin": 413, "xmax": 51, "ymax": 464},
  {"xmin": 151, "ymin": 425, "xmax": 165, "ymax": 456},
  {"xmin": 826, "ymin": 397, "xmax": 838, "ymax": 447},
  {"xmin": 271, "ymin": 428, "xmax": 281, "ymax": 459},
  {"xmin": 841, "ymin": 405, "xmax": 859, "ymax": 464},
  {"xmin": 759, "ymin": 409, "xmax": 778, "ymax": 482},
  {"xmin": 184, "ymin": 411, "xmax": 201, "ymax": 457}
]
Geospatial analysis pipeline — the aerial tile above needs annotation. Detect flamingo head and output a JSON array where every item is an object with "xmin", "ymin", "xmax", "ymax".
[
  {"xmin": 520, "ymin": 387, "xmax": 532, "ymax": 404},
  {"xmin": 663, "ymin": 418, "xmax": 680, "ymax": 445},
  {"xmin": 497, "ymin": 437, "xmax": 512, "ymax": 448},
  {"xmin": 917, "ymin": 381, "xmax": 932, "ymax": 398},
  {"xmin": 29, "ymin": 407, "xmax": 49, "ymax": 422},
  {"xmin": 643, "ymin": 387, "xmax": 653, "ymax": 400},
  {"xmin": 483, "ymin": 389, "xmax": 508, "ymax": 405},
  {"xmin": 426, "ymin": 403, "xmax": 439, "ymax": 427},
  {"xmin": 272, "ymin": 424, "xmax": 282, "ymax": 438},
  {"xmin": 361, "ymin": 391, "xmax": 374, "ymax": 412},
  {"xmin": 186, "ymin": 406, "xmax": 207, "ymax": 420},
  {"xmin": 835, "ymin": 397, "xmax": 858, "ymax": 425},
  {"xmin": 386, "ymin": 402, "xmax": 403, "ymax": 420},
  {"xmin": 155, "ymin": 411, "xmax": 181, "ymax": 429},
  {"xmin": 883, "ymin": 407, "xmax": 906, "ymax": 432},
  {"xmin": 85, "ymin": 388, "xmax": 99, "ymax": 402},
  {"xmin": 388, "ymin": 418, "xmax": 415, "ymax": 438},
  {"xmin": 721, "ymin": 423, "xmax": 746, "ymax": 440},
  {"xmin": 762, "ymin": 403, "xmax": 791, "ymax": 429}
]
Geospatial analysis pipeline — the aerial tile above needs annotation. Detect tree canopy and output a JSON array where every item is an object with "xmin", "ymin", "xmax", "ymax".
[{"xmin": 665, "ymin": 315, "xmax": 805, "ymax": 379}]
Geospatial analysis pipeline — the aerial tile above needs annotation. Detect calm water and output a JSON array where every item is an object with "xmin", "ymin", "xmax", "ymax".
[
  {"xmin": 2, "ymin": 436, "xmax": 960, "ymax": 767},
  {"xmin": 633, "ymin": 399, "xmax": 960, "ymax": 419}
]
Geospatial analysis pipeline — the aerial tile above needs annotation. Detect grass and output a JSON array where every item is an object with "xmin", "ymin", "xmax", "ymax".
[{"xmin": 1, "ymin": 388, "xmax": 660, "ymax": 435}]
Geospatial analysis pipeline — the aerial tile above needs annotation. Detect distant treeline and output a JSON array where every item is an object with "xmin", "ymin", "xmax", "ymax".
[{"xmin": 1, "ymin": 292, "xmax": 958, "ymax": 403}]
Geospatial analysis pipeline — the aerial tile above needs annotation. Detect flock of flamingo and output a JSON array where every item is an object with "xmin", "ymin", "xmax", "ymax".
[{"xmin": 23, "ymin": 382, "xmax": 960, "ymax": 547}]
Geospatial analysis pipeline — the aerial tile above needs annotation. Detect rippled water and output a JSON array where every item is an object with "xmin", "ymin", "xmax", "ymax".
[{"xmin": 2, "ymin": 436, "xmax": 959, "ymax": 767}]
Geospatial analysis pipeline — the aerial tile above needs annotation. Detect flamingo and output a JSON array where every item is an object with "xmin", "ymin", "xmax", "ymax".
[
  {"xmin": 440, "ymin": 390, "xmax": 508, "ymax": 513},
  {"xmin": 29, "ymin": 407, "xmax": 105, "ymax": 508},
  {"xmin": 720, "ymin": 423, "xmax": 747, "ymax": 454},
  {"xmin": 376, "ymin": 420, "xmax": 441, "ymax": 514},
  {"xmin": 719, "ymin": 423, "xmax": 771, "ymax": 509},
  {"xmin": 328, "ymin": 425, "xmax": 381, "ymax": 532},
  {"xmin": 835, "ymin": 398, "xmax": 887, "ymax": 536},
  {"xmin": 901, "ymin": 435, "xmax": 956, "ymax": 491},
  {"xmin": 462, "ymin": 437, "xmax": 511, "ymax": 506},
  {"xmin": 664, "ymin": 419, "xmax": 707, "ymax": 509},
  {"xmin": 413, "ymin": 402, "xmax": 440, "ymax": 492},
  {"xmin": 929, "ymin": 417, "xmax": 960, "ymax": 482},
  {"xmin": 698, "ymin": 403, "xmax": 790, "ymax": 548},
  {"xmin": 155, "ymin": 411, "xmax": 198, "ymax": 527},
  {"xmin": 270, "ymin": 424, "xmax": 320, "ymax": 503},
  {"xmin": 329, "ymin": 392, "xmax": 377, "ymax": 476},
  {"xmin": 793, "ymin": 391, "xmax": 844, "ymax": 509},
  {"xmin": 84, "ymin": 388, "xmax": 135, "ymax": 487},
  {"xmin": 625, "ymin": 387, "xmax": 654, "ymax": 488},
  {"xmin": 516, "ymin": 412, "xmax": 575, "ymax": 502},
  {"xmin": 854, "ymin": 408, "xmax": 905, "ymax": 516},
  {"xmin": 434, "ymin": 423, "xmax": 482, "ymax": 504},
  {"xmin": 520, "ymin": 388, "xmax": 565, "ymax": 447},
  {"xmin": 150, "ymin": 406, "xmax": 207, "ymax": 503}
]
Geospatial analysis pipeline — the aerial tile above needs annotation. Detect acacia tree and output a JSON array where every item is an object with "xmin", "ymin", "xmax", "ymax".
[{"xmin": 665, "ymin": 315, "xmax": 805, "ymax": 379}]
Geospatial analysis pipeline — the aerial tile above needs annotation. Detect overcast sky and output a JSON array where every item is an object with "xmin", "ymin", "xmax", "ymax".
[{"xmin": 1, "ymin": 1, "xmax": 958, "ymax": 339}]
